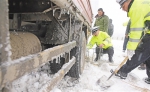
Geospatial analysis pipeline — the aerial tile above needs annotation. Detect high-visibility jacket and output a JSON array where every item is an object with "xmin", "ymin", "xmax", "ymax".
[
  {"xmin": 127, "ymin": 0, "xmax": 150, "ymax": 50},
  {"xmin": 87, "ymin": 31, "xmax": 113, "ymax": 49}
]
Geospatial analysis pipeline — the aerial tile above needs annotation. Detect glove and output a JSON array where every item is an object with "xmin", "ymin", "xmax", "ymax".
[
  {"xmin": 127, "ymin": 49, "xmax": 135, "ymax": 60},
  {"xmin": 99, "ymin": 44, "xmax": 104, "ymax": 48}
]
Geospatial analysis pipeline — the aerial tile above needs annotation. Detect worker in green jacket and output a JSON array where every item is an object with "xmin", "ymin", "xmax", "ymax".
[
  {"xmin": 87, "ymin": 26, "xmax": 114, "ymax": 63},
  {"xmin": 94, "ymin": 8, "xmax": 109, "ymax": 33},
  {"xmin": 116, "ymin": 0, "xmax": 150, "ymax": 84}
]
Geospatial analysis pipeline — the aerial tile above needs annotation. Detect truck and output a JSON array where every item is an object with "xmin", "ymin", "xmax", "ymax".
[{"xmin": 0, "ymin": 0, "xmax": 93, "ymax": 91}]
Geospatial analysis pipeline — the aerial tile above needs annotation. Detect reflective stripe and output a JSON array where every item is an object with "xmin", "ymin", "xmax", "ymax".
[
  {"xmin": 130, "ymin": 28, "xmax": 144, "ymax": 31},
  {"xmin": 144, "ymin": 12, "xmax": 150, "ymax": 18},
  {"xmin": 129, "ymin": 38, "xmax": 140, "ymax": 42}
]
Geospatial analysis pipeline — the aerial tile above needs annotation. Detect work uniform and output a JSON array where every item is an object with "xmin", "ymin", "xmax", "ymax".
[
  {"xmin": 118, "ymin": 0, "xmax": 150, "ymax": 79},
  {"xmin": 94, "ymin": 15, "xmax": 109, "ymax": 33},
  {"xmin": 87, "ymin": 31, "xmax": 114, "ymax": 62}
]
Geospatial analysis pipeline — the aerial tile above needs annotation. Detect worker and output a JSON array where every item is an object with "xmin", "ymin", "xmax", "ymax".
[
  {"xmin": 122, "ymin": 19, "xmax": 130, "ymax": 53},
  {"xmin": 87, "ymin": 26, "xmax": 114, "ymax": 63},
  {"xmin": 94, "ymin": 8, "xmax": 109, "ymax": 33},
  {"xmin": 116, "ymin": 0, "xmax": 150, "ymax": 84},
  {"xmin": 108, "ymin": 19, "xmax": 114, "ymax": 37}
]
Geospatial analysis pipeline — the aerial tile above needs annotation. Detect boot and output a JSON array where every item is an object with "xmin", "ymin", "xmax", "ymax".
[
  {"xmin": 138, "ymin": 63, "xmax": 146, "ymax": 70},
  {"xmin": 144, "ymin": 77, "xmax": 150, "ymax": 84},
  {"xmin": 95, "ymin": 47, "xmax": 100, "ymax": 62},
  {"xmin": 109, "ymin": 56, "xmax": 114, "ymax": 63},
  {"xmin": 94, "ymin": 53, "xmax": 99, "ymax": 62},
  {"xmin": 108, "ymin": 46, "xmax": 114, "ymax": 63},
  {"xmin": 115, "ymin": 71, "xmax": 127, "ymax": 79}
]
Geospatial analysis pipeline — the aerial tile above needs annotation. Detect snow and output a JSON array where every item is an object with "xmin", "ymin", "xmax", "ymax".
[
  {"xmin": 6, "ymin": 39, "xmax": 150, "ymax": 92},
  {"xmin": 52, "ymin": 39, "xmax": 150, "ymax": 92},
  {"xmin": 7, "ymin": 64, "xmax": 53, "ymax": 92}
]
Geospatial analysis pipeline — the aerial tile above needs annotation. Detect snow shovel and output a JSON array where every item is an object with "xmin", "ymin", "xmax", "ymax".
[
  {"xmin": 96, "ymin": 56, "xmax": 128, "ymax": 89},
  {"xmin": 96, "ymin": 27, "xmax": 148, "ymax": 89}
]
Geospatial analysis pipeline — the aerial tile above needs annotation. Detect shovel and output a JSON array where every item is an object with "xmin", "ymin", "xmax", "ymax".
[
  {"xmin": 96, "ymin": 27, "xmax": 147, "ymax": 89},
  {"xmin": 96, "ymin": 56, "xmax": 128, "ymax": 89}
]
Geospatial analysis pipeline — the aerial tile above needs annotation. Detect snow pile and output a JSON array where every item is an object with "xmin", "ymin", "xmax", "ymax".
[
  {"xmin": 6, "ymin": 63, "xmax": 53, "ymax": 92},
  {"xmin": 100, "ymin": 63, "xmax": 111, "ymax": 72}
]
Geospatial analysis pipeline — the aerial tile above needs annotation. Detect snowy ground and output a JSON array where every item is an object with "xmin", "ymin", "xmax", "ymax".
[
  {"xmin": 8, "ymin": 39, "xmax": 150, "ymax": 92},
  {"xmin": 52, "ymin": 39, "xmax": 150, "ymax": 92}
]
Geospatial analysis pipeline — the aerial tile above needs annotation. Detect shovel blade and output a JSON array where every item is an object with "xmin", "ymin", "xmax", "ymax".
[{"xmin": 96, "ymin": 75, "xmax": 114, "ymax": 89}]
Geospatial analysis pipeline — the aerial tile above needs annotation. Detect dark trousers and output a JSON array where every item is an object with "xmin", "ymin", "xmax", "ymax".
[
  {"xmin": 119, "ymin": 34, "xmax": 150, "ymax": 78},
  {"xmin": 96, "ymin": 46, "xmax": 114, "ymax": 61},
  {"xmin": 123, "ymin": 36, "xmax": 129, "ymax": 51}
]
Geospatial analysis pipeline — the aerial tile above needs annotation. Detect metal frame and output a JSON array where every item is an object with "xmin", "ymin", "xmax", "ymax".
[
  {"xmin": 51, "ymin": 0, "xmax": 91, "ymax": 29},
  {"xmin": 39, "ymin": 57, "xmax": 76, "ymax": 92},
  {"xmin": 0, "ymin": 0, "xmax": 92, "ymax": 91},
  {"xmin": 0, "ymin": 0, "xmax": 11, "ymax": 64},
  {"xmin": 0, "ymin": 41, "xmax": 76, "ymax": 89}
]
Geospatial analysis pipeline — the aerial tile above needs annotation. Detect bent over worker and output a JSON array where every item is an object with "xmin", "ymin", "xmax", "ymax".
[
  {"xmin": 87, "ymin": 26, "xmax": 114, "ymax": 63},
  {"xmin": 116, "ymin": 0, "xmax": 150, "ymax": 84}
]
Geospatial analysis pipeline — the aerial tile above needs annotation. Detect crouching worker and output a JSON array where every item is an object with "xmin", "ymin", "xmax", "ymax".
[{"xmin": 87, "ymin": 26, "xmax": 114, "ymax": 63}]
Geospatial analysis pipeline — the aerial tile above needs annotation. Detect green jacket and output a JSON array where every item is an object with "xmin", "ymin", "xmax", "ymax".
[
  {"xmin": 127, "ymin": 0, "xmax": 150, "ymax": 50},
  {"xmin": 87, "ymin": 31, "xmax": 113, "ymax": 49},
  {"xmin": 94, "ymin": 15, "xmax": 109, "ymax": 33}
]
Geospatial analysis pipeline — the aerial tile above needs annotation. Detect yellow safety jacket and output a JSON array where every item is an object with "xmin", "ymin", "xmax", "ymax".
[
  {"xmin": 87, "ymin": 31, "xmax": 113, "ymax": 49},
  {"xmin": 127, "ymin": 0, "xmax": 150, "ymax": 50}
]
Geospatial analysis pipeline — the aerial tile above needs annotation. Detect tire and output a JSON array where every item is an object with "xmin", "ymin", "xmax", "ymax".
[
  {"xmin": 50, "ymin": 57, "xmax": 65, "ymax": 74},
  {"xmin": 67, "ymin": 31, "xmax": 86, "ymax": 78}
]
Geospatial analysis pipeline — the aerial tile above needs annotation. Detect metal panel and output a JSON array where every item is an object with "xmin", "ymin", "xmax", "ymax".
[
  {"xmin": 0, "ymin": 0, "xmax": 11, "ymax": 64},
  {"xmin": 0, "ymin": 41, "xmax": 76, "ymax": 88}
]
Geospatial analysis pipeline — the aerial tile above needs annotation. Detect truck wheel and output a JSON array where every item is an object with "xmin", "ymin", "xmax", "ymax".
[
  {"xmin": 67, "ymin": 31, "xmax": 86, "ymax": 78},
  {"xmin": 50, "ymin": 57, "xmax": 65, "ymax": 73}
]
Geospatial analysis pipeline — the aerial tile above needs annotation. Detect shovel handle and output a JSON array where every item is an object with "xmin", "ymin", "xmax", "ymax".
[
  {"xmin": 114, "ymin": 56, "xmax": 128, "ymax": 74},
  {"xmin": 107, "ymin": 56, "xmax": 128, "ymax": 80}
]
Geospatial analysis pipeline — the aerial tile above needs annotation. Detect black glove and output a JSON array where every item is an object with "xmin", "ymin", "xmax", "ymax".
[{"xmin": 145, "ymin": 20, "xmax": 150, "ymax": 30}]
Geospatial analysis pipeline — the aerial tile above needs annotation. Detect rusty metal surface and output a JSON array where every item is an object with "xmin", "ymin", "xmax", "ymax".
[
  {"xmin": 0, "ymin": 41, "xmax": 76, "ymax": 88},
  {"xmin": 72, "ymin": 0, "xmax": 93, "ymax": 25},
  {"xmin": 51, "ymin": 0, "xmax": 92, "ymax": 28},
  {"xmin": 21, "ymin": 13, "xmax": 51, "ymax": 21},
  {"xmin": 0, "ymin": 0, "xmax": 11, "ymax": 64},
  {"xmin": 10, "ymin": 32, "xmax": 42, "ymax": 60},
  {"xmin": 39, "ymin": 57, "xmax": 76, "ymax": 92},
  {"xmin": 21, "ymin": 11, "xmax": 68, "ymax": 21}
]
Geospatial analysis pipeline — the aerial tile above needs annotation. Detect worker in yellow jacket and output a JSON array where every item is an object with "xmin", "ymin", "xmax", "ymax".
[
  {"xmin": 116, "ymin": 0, "xmax": 150, "ymax": 84},
  {"xmin": 87, "ymin": 26, "xmax": 114, "ymax": 63}
]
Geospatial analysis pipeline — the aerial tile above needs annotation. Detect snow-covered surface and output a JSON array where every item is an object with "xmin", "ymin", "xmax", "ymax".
[
  {"xmin": 7, "ymin": 39, "xmax": 150, "ymax": 92},
  {"xmin": 7, "ymin": 62, "xmax": 52, "ymax": 92},
  {"xmin": 53, "ymin": 39, "xmax": 150, "ymax": 92}
]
